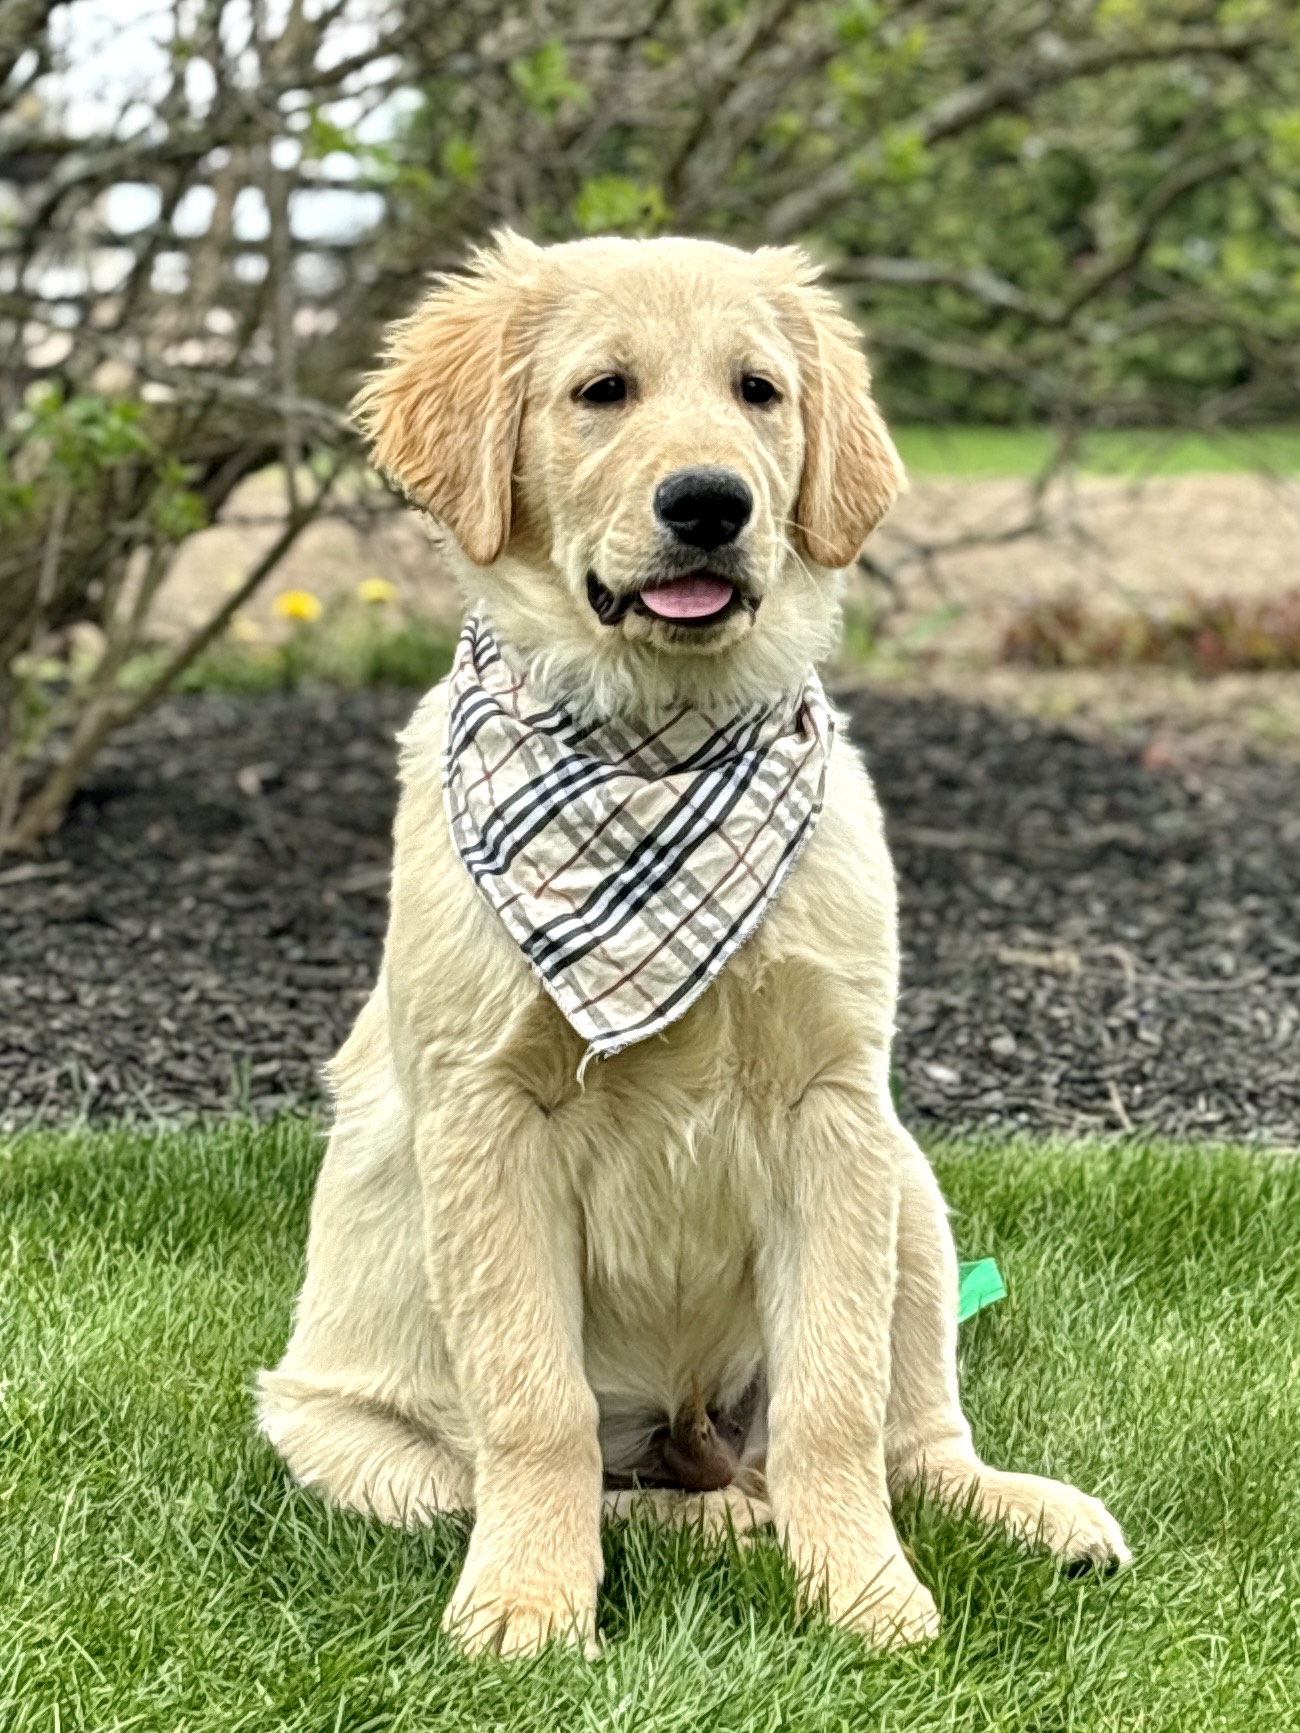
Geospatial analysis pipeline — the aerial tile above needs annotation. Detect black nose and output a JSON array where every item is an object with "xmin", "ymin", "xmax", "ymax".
[{"xmin": 654, "ymin": 467, "xmax": 753, "ymax": 550}]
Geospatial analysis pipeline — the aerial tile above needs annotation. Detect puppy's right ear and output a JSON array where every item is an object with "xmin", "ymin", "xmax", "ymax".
[{"xmin": 352, "ymin": 232, "xmax": 540, "ymax": 566}]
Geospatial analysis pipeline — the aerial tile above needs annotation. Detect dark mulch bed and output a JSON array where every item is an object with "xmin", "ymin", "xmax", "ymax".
[{"xmin": 3, "ymin": 686, "xmax": 1298, "ymax": 1141}]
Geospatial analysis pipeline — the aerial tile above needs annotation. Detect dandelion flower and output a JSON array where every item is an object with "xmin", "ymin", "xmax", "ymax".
[
  {"xmin": 357, "ymin": 576, "xmax": 397, "ymax": 605},
  {"xmin": 274, "ymin": 589, "xmax": 323, "ymax": 623}
]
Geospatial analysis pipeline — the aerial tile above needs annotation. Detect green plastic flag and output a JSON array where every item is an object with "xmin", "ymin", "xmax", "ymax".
[{"xmin": 957, "ymin": 1258, "xmax": 1006, "ymax": 1324}]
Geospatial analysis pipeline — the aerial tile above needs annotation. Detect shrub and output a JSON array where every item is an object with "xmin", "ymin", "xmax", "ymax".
[{"xmin": 1000, "ymin": 592, "xmax": 1300, "ymax": 676}]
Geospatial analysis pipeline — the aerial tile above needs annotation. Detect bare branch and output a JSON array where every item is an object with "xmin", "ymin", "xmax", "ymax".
[
  {"xmin": 828, "ymin": 257, "xmax": 1036, "ymax": 314},
  {"xmin": 1061, "ymin": 138, "xmax": 1261, "ymax": 321}
]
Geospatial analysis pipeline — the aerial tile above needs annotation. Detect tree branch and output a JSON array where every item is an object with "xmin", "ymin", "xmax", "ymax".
[{"xmin": 769, "ymin": 26, "xmax": 1276, "ymax": 239}]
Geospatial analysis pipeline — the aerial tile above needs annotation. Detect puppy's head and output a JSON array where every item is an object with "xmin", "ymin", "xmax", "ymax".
[{"xmin": 355, "ymin": 232, "xmax": 902, "ymax": 715}]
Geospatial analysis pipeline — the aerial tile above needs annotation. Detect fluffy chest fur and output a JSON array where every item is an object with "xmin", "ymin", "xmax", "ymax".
[{"xmin": 382, "ymin": 686, "xmax": 901, "ymax": 1460}]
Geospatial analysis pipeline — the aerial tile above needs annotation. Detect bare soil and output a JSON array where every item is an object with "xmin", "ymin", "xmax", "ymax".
[
  {"xmin": 864, "ymin": 469, "xmax": 1300, "ymax": 761},
  {"xmin": 873, "ymin": 470, "xmax": 1300, "ymax": 652}
]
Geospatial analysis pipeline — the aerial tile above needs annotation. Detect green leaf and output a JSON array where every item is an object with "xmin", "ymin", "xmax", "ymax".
[
  {"xmin": 573, "ymin": 176, "xmax": 667, "ymax": 236},
  {"xmin": 301, "ymin": 110, "xmax": 357, "ymax": 160},
  {"xmin": 152, "ymin": 486, "xmax": 208, "ymax": 541},
  {"xmin": 1265, "ymin": 109, "xmax": 1300, "ymax": 174},
  {"xmin": 833, "ymin": 0, "xmax": 883, "ymax": 46},
  {"xmin": 879, "ymin": 125, "xmax": 931, "ymax": 184},
  {"xmin": 509, "ymin": 41, "xmax": 590, "ymax": 120},
  {"xmin": 439, "ymin": 135, "xmax": 479, "ymax": 188}
]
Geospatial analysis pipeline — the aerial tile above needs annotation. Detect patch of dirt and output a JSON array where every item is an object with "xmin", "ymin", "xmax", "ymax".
[
  {"xmin": 869, "ymin": 470, "xmax": 1300, "ymax": 660},
  {"xmin": 861, "ymin": 468, "xmax": 1300, "ymax": 763},
  {"xmin": 3, "ymin": 686, "xmax": 1297, "ymax": 1143}
]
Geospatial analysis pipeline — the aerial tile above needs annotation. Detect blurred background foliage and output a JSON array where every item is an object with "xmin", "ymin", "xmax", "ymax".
[
  {"xmin": 2, "ymin": 0, "xmax": 1298, "ymax": 847},
  {"xmin": 381, "ymin": 0, "xmax": 1300, "ymax": 426}
]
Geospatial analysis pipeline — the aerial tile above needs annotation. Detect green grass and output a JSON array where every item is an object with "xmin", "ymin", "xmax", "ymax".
[
  {"xmin": 893, "ymin": 423, "xmax": 1300, "ymax": 479},
  {"xmin": 3, "ymin": 1121, "xmax": 1300, "ymax": 1731}
]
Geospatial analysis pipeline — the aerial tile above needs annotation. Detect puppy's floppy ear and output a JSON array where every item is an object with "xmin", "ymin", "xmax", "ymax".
[
  {"xmin": 352, "ymin": 231, "xmax": 541, "ymax": 566},
  {"xmin": 777, "ymin": 273, "xmax": 904, "ymax": 570}
]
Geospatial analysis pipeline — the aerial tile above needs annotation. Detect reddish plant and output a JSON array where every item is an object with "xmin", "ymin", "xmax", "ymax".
[{"xmin": 1001, "ymin": 591, "xmax": 1300, "ymax": 677}]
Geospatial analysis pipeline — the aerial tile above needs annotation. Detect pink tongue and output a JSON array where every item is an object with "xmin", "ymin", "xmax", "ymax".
[{"xmin": 640, "ymin": 575, "xmax": 735, "ymax": 620}]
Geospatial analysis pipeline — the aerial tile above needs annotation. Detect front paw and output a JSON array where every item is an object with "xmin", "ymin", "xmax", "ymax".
[
  {"xmin": 793, "ymin": 1536, "xmax": 940, "ymax": 1649},
  {"xmin": 442, "ymin": 1554, "xmax": 600, "ymax": 1659}
]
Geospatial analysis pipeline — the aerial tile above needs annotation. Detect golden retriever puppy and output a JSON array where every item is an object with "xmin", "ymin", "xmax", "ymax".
[{"xmin": 258, "ymin": 232, "xmax": 1129, "ymax": 1657}]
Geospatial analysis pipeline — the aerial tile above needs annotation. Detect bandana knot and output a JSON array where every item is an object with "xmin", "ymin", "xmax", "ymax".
[{"xmin": 443, "ymin": 617, "xmax": 833, "ymax": 1064}]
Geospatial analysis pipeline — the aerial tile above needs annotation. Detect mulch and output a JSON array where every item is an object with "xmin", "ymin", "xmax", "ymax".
[{"xmin": 2, "ymin": 685, "xmax": 1298, "ymax": 1142}]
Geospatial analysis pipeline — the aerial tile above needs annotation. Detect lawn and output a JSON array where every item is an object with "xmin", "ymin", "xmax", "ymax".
[
  {"xmin": 3, "ymin": 1121, "xmax": 1299, "ymax": 1732},
  {"xmin": 892, "ymin": 423, "xmax": 1300, "ymax": 479}
]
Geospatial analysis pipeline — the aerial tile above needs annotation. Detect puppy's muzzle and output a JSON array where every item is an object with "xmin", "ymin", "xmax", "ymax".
[{"xmin": 587, "ymin": 468, "xmax": 758, "ymax": 630}]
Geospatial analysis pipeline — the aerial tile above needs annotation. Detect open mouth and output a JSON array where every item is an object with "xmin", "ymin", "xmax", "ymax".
[{"xmin": 586, "ymin": 572, "xmax": 754, "ymax": 630}]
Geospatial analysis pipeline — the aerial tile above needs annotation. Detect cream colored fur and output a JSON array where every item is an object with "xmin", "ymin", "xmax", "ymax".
[{"xmin": 258, "ymin": 232, "xmax": 1129, "ymax": 1658}]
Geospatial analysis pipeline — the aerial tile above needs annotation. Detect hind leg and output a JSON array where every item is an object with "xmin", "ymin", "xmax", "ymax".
[
  {"xmin": 884, "ymin": 1129, "xmax": 1130, "ymax": 1571},
  {"xmin": 603, "ymin": 1484, "xmax": 771, "ymax": 1538},
  {"xmin": 258, "ymin": 1379, "xmax": 473, "ymax": 1525}
]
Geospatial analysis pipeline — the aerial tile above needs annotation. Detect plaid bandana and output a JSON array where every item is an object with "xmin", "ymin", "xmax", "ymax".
[{"xmin": 442, "ymin": 618, "xmax": 834, "ymax": 1066}]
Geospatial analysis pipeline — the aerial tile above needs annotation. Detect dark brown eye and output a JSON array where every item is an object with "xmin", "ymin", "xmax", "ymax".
[
  {"xmin": 578, "ymin": 374, "xmax": 627, "ymax": 405},
  {"xmin": 740, "ymin": 374, "xmax": 779, "ymax": 406}
]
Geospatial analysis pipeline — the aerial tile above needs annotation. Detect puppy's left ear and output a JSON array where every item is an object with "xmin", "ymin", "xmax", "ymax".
[
  {"xmin": 779, "ymin": 278, "xmax": 904, "ymax": 571},
  {"xmin": 352, "ymin": 231, "xmax": 540, "ymax": 565}
]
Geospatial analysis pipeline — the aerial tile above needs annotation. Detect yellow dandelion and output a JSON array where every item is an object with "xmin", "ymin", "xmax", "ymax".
[
  {"xmin": 273, "ymin": 588, "xmax": 323, "ymax": 623},
  {"xmin": 357, "ymin": 576, "xmax": 398, "ymax": 605}
]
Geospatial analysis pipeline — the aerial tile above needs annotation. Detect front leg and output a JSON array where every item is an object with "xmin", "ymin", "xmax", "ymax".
[
  {"xmin": 759, "ymin": 1073, "xmax": 939, "ymax": 1648},
  {"xmin": 885, "ymin": 1121, "xmax": 1131, "ymax": 1571},
  {"xmin": 423, "ymin": 1088, "xmax": 603, "ymax": 1657}
]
